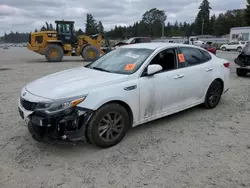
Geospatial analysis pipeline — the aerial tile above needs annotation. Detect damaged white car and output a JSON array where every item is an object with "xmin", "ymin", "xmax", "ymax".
[{"xmin": 18, "ymin": 43, "xmax": 230, "ymax": 148}]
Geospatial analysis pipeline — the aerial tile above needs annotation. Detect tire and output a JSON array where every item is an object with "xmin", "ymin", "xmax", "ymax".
[
  {"xmin": 236, "ymin": 68, "xmax": 248, "ymax": 77},
  {"xmin": 81, "ymin": 45, "xmax": 100, "ymax": 61},
  {"xmin": 221, "ymin": 47, "xmax": 226, "ymax": 51},
  {"xmin": 28, "ymin": 121, "xmax": 46, "ymax": 142},
  {"xmin": 87, "ymin": 103, "xmax": 130, "ymax": 148},
  {"xmin": 203, "ymin": 80, "xmax": 223, "ymax": 109},
  {"xmin": 44, "ymin": 44, "xmax": 64, "ymax": 62},
  {"xmin": 237, "ymin": 47, "xmax": 242, "ymax": 52}
]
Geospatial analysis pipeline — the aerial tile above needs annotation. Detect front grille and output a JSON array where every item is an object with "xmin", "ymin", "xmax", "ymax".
[{"xmin": 20, "ymin": 98, "xmax": 37, "ymax": 111}]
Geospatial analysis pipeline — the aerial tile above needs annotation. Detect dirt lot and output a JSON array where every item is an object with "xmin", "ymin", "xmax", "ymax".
[{"xmin": 0, "ymin": 48, "xmax": 250, "ymax": 188}]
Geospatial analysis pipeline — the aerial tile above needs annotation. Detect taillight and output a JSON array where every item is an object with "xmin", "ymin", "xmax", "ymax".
[{"xmin": 223, "ymin": 62, "xmax": 230, "ymax": 68}]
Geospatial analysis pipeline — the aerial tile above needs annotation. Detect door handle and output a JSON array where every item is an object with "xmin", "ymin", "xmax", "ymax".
[
  {"xmin": 206, "ymin": 68, "xmax": 213, "ymax": 72},
  {"xmin": 174, "ymin": 74, "xmax": 184, "ymax": 79}
]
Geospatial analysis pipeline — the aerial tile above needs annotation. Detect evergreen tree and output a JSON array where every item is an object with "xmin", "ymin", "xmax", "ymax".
[
  {"xmin": 209, "ymin": 14, "xmax": 216, "ymax": 35},
  {"xmin": 142, "ymin": 8, "xmax": 166, "ymax": 36},
  {"xmin": 194, "ymin": 0, "xmax": 211, "ymax": 35},
  {"xmin": 98, "ymin": 21, "xmax": 104, "ymax": 36},
  {"xmin": 85, "ymin": 13, "xmax": 98, "ymax": 35},
  {"xmin": 245, "ymin": 0, "xmax": 250, "ymax": 25}
]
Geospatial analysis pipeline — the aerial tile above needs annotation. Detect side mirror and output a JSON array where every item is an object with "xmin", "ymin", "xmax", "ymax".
[{"xmin": 147, "ymin": 64, "xmax": 163, "ymax": 76}]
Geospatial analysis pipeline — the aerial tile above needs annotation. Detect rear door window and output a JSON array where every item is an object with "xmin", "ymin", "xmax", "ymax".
[
  {"xmin": 199, "ymin": 49, "xmax": 212, "ymax": 61},
  {"xmin": 178, "ymin": 47, "xmax": 206, "ymax": 67},
  {"xmin": 134, "ymin": 38, "xmax": 142, "ymax": 43}
]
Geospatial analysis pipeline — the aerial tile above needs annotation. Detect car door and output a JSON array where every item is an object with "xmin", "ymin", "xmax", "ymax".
[
  {"xmin": 226, "ymin": 42, "xmax": 233, "ymax": 50},
  {"xmin": 231, "ymin": 42, "xmax": 239, "ymax": 50},
  {"xmin": 138, "ymin": 48, "xmax": 185, "ymax": 122},
  {"xmin": 176, "ymin": 47, "xmax": 213, "ymax": 106},
  {"xmin": 135, "ymin": 38, "xmax": 142, "ymax": 44}
]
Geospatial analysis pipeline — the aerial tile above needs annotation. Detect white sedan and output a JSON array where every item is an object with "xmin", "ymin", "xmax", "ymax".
[{"xmin": 18, "ymin": 43, "xmax": 230, "ymax": 148}]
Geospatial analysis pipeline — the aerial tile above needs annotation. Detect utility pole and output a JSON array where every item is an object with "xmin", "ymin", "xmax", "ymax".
[
  {"xmin": 201, "ymin": 19, "xmax": 204, "ymax": 35},
  {"xmin": 160, "ymin": 11, "xmax": 166, "ymax": 38},
  {"xmin": 161, "ymin": 20, "xmax": 165, "ymax": 37}
]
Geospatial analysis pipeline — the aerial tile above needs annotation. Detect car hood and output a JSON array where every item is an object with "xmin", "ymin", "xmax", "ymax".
[{"xmin": 25, "ymin": 66, "xmax": 128, "ymax": 100}]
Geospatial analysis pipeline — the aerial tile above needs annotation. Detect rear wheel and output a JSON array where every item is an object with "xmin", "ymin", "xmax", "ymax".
[
  {"xmin": 236, "ymin": 68, "xmax": 248, "ymax": 77},
  {"xmin": 237, "ymin": 47, "xmax": 242, "ymax": 52},
  {"xmin": 87, "ymin": 103, "xmax": 130, "ymax": 148},
  {"xmin": 203, "ymin": 80, "xmax": 223, "ymax": 109},
  {"xmin": 81, "ymin": 45, "xmax": 100, "ymax": 61},
  {"xmin": 44, "ymin": 44, "xmax": 64, "ymax": 62}
]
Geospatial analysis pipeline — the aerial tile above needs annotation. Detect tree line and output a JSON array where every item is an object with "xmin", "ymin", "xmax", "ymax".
[{"xmin": 1, "ymin": 0, "xmax": 250, "ymax": 43}]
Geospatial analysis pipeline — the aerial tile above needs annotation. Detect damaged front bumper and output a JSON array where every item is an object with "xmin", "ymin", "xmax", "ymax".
[
  {"xmin": 18, "ymin": 100, "xmax": 93, "ymax": 143},
  {"xmin": 234, "ymin": 54, "xmax": 250, "ymax": 68}
]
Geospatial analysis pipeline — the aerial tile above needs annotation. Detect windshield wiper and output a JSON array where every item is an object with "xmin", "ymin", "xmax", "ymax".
[{"xmin": 91, "ymin": 67, "xmax": 111, "ymax": 72}]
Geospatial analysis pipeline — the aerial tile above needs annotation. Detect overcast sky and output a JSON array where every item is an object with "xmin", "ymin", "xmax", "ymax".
[{"xmin": 0, "ymin": 0, "xmax": 247, "ymax": 36}]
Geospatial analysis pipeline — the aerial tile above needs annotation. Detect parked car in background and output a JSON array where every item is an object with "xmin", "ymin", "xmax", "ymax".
[
  {"xmin": 220, "ymin": 41, "xmax": 246, "ymax": 52},
  {"xmin": 18, "ymin": 43, "xmax": 230, "ymax": 148},
  {"xmin": 201, "ymin": 43, "xmax": 217, "ymax": 55},
  {"xmin": 114, "ymin": 37, "xmax": 151, "ymax": 48}
]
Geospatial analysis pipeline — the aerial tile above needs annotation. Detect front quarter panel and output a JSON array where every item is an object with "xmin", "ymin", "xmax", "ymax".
[{"xmin": 77, "ymin": 78, "xmax": 140, "ymax": 124}]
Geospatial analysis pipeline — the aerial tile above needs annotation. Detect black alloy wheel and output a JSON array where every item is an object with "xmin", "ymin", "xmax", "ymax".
[
  {"xmin": 98, "ymin": 112, "xmax": 124, "ymax": 142},
  {"xmin": 203, "ymin": 80, "xmax": 223, "ymax": 109},
  {"xmin": 87, "ymin": 103, "xmax": 130, "ymax": 148}
]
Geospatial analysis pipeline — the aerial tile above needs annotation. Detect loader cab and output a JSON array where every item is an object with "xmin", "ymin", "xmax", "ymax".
[{"xmin": 55, "ymin": 20, "xmax": 78, "ymax": 44}]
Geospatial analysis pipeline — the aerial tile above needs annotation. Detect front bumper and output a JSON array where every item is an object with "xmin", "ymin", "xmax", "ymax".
[
  {"xmin": 18, "ymin": 98, "xmax": 93, "ymax": 142},
  {"xmin": 234, "ymin": 58, "xmax": 250, "ymax": 68}
]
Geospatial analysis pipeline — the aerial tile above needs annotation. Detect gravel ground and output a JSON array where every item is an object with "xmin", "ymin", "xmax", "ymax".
[{"xmin": 0, "ymin": 48, "xmax": 250, "ymax": 188}]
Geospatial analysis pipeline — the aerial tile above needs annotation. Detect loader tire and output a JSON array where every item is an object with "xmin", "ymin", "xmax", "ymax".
[
  {"xmin": 45, "ymin": 44, "xmax": 64, "ymax": 62},
  {"xmin": 81, "ymin": 45, "xmax": 100, "ymax": 61}
]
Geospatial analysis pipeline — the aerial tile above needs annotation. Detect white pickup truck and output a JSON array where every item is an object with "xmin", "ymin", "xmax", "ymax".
[{"xmin": 220, "ymin": 41, "xmax": 247, "ymax": 52}]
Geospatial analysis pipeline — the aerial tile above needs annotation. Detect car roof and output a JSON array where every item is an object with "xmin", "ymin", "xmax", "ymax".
[{"xmin": 120, "ymin": 42, "xmax": 201, "ymax": 50}]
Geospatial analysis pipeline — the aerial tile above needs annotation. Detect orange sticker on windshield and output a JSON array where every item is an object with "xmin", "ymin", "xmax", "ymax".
[
  {"xmin": 124, "ymin": 64, "xmax": 136, "ymax": 71},
  {"xmin": 178, "ymin": 54, "xmax": 185, "ymax": 63}
]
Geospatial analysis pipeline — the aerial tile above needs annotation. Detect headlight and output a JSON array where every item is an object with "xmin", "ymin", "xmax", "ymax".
[{"xmin": 36, "ymin": 96, "xmax": 86, "ymax": 114}]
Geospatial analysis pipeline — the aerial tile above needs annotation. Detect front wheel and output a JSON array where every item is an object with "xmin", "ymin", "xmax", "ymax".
[
  {"xmin": 221, "ymin": 47, "xmax": 226, "ymax": 51},
  {"xmin": 87, "ymin": 103, "xmax": 130, "ymax": 148},
  {"xmin": 81, "ymin": 45, "xmax": 100, "ymax": 61},
  {"xmin": 237, "ymin": 47, "xmax": 242, "ymax": 52},
  {"xmin": 203, "ymin": 80, "xmax": 223, "ymax": 109}
]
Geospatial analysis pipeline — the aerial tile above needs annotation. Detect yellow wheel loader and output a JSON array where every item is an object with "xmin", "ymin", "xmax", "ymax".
[{"xmin": 27, "ymin": 20, "xmax": 104, "ymax": 62}]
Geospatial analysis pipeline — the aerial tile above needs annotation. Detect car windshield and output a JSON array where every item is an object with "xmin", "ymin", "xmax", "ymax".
[{"xmin": 86, "ymin": 48, "xmax": 153, "ymax": 75}]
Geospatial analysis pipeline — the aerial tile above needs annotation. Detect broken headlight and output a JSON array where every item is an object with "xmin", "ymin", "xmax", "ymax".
[{"xmin": 36, "ymin": 96, "xmax": 86, "ymax": 114}]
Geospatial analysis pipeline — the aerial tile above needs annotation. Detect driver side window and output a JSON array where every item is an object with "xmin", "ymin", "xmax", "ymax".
[{"xmin": 146, "ymin": 48, "xmax": 178, "ymax": 74}]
